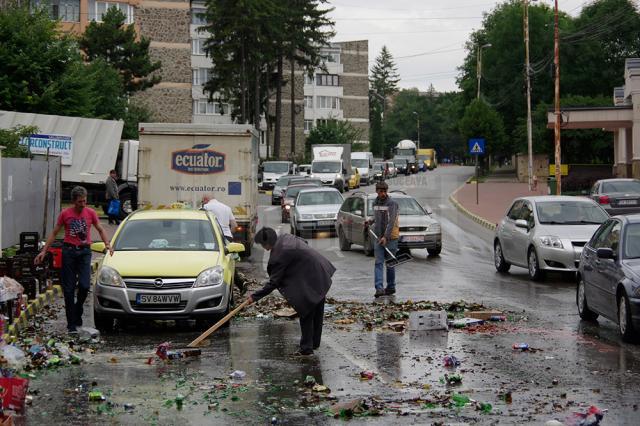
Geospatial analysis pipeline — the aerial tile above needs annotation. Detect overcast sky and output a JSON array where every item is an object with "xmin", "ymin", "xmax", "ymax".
[{"xmin": 328, "ymin": 0, "xmax": 589, "ymax": 93}]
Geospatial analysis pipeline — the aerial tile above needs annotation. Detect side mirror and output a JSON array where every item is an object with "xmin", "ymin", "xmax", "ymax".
[
  {"xmin": 596, "ymin": 247, "xmax": 615, "ymax": 259},
  {"xmin": 354, "ymin": 209, "xmax": 363, "ymax": 216},
  {"xmin": 515, "ymin": 219, "xmax": 529, "ymax": 229},
  {"xmin": 425, "ymin": 207, "xmax": 433, "ymax": 215},
  {"xmin": 91, "ymin": 242, "xmax": 107, "ymax": 253},
  {"xmin": 227, "ymin": 242, "xmax": 245, "ymax": 253},
  {"xmin": 307, "ymin": 169, "xmax": 311, "ymax": 175}
]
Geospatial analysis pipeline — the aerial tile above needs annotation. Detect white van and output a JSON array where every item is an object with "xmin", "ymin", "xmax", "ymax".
[{"xmin": 351, "ymin": 152, "xmax": 374, "ymax": 185}]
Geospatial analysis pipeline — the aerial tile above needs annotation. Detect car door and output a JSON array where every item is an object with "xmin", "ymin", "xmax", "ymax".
[
  {"xmin": 350, "ymin": 197, "xmax": 366, "ymax": 245},
  {"xmin": 586, "ymin": 220, "xmax": 618, "ymax": 315},
  {"xmin": 581, "ymin": 221, "xmax": 610, "ymax": 312},
  {"xmin": 511, "ymin": 201, "xmax": 534, "ymax": 266},
  {"xmin": 338, "ymin": 197, "xmax": 354, "ymax": 240},
  {"xmin": 500, "ymin": 200, "xmax": 524, "ymax": 264},
  {"xmin": 593, "ymin": 220, "xmax": 623, "ymax": 319}
]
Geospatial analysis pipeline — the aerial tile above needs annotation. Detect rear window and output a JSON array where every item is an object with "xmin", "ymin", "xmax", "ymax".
[
  {"xmin": 285, "ymin": 185, "xmax": 317, "ymax": 198},
  {"xmin": 602, "ymin": 181, "xmax": 640, "ymax": 193},
  {"xmin": 114, "ymin": 219, "xmax": 218, "ymax": 251},
  {"xmin": 297, "ymin": 191, "xmax": 343, "ymax": 206}
]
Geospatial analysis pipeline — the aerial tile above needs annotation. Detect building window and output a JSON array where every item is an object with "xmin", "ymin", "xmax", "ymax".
[
  {"xmin": 94, "ymin": 2, "xmax": 134, "ymax": 24},
  {"xmin": 316, "ymin": 96, "xmax": 341, "ymax": 110},
  {"xmin": 192, "ymin": 8, "xmax": 207, "ymax": 25},
  {"xmin": 304, "ymin": 119, "xmax": 313, "ymax": 134},
  {"xmin": 325, "ymin": 53, "xmax": 340, "ymax": 64},
  {"xmin": 192, "ymin": 39, "xmax": 206, "ymax": 55},
  {"xmin": 38, "ymin": 0, "xmax": 80, "ymax": 22},
  {"xmin": 304, "ymin": 74, "xmax": 314, "ymax": 85},
  {"xmin": 193, "ymin": 99, "xmax": 229, "ymax": 115},
  {"xmin": 304, "ymin": 96, "xmax": 313, "ymax": 109},
  {"xmin": 315, "ymin": 74, "xmax": 340, "ymax": 86},
  {"xmin": 192, "ymin": 68, "xmax": 211, "ymax": 86}
]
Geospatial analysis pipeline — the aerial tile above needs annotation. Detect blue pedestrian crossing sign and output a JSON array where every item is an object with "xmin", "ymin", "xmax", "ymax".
[{"xmin": 468, "ymin": 138, "xmax": 485, "ymax": 155}]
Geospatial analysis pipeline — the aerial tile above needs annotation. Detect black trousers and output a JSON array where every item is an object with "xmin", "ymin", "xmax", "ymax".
[{"xmin": 299, "ymin": 298, "xmax": 325, "ymax": 352}]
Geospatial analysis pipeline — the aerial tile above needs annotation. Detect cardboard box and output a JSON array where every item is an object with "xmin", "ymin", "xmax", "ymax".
[{"xmin": 467, "ymin": 311, "xmax": 503, "ymax": 320}]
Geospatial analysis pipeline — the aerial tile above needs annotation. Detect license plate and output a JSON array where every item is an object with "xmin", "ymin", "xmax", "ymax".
[
  {"xmin": 618, "ymin": 199, "xmax": 638, "ymax": 205},
  {"xmin": 318, "ymin": 220, "xmax": 334, "ymax": 226},
  {"xmin": 136, "ymin": 294, "xmax": 181, "ymax": 304},
  {"xmin": 402, "ymin": 235, "xmax": 424, "ymax": 242}
]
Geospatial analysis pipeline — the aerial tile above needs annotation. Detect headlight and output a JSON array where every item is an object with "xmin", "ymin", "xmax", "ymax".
[
  {"xmin": 285, "ymin": 205, "xmax": 291, "ymax": 210},
  {"xmin": 97, "ymin": 266, "xmax": 124, "ymax": 287},
  {"xmin": 194, "ymin": 266, "xmax": 224, "ymax": 287},
  {"xmin": 336, "ymin": 174, "xmax": 341, "ymax": 179},
  {"xmin": 300, "ymin": 214, "xmax": 313, "ymax": 220},
  {"xmin": 428, "ymin": 223, "xmax": 441, "ymax": 233},
  {"xmin": 539, "ymin": 235, "xmax": 563, "ymax": 249}
]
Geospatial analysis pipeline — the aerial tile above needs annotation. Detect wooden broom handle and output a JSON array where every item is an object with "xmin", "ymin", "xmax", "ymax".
[{"xmin": 187, "ymin": 299, "xmax": 251, "ymax": 348}]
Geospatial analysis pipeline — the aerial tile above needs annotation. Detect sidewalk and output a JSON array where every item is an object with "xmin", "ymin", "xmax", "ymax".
[{"xmin": 450, "ymin": 177, "xmax": 547, "ymax": 231}]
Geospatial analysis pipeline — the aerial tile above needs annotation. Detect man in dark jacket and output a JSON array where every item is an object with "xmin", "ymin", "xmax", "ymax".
[
  {"xmin": 104, "ymin": 169, "xmax": 120, "ymax": 225},
  {"xmin": 247, "ymin": 227, "xmax": 335, "ymax": 356},
  {"xmin": 372, "ymin": 181, "xmax": 400, "ymax": 297}
]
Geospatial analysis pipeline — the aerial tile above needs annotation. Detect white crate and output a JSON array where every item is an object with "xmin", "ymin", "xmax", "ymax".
[{"xmin": 408, "ymin": 310, "xmax": 448, "ymax": 331}]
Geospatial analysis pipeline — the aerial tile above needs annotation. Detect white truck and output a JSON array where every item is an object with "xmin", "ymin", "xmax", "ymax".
[
  {"xmin": 137, "ymin": 123, "xmax": 259, "ymax": 256},
  {"xmin": 351, "ymin": 152, "xmax": 374, "ymax": 185},
  {"xmin": 0, "ymin": 110, "xmax": 138, "ymax": 214},
  {"xmin": 259, "ymin": 161, "xmax": 296, "ymax": 190},
  {"xmin": 311, "ymin": 144, "xmax": 352, "ymax": 192},
  {"xmin": 393, "ymin": 139, "xmax": 418, "ymax": 174}
]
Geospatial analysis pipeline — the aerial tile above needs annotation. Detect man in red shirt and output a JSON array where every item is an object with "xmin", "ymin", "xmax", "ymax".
[{"xmin": 35, "ymin": 186, "xmax": 113, "ymax": 333}]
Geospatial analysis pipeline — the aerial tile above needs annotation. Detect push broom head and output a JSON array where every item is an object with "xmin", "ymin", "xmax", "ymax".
[{"xmin": 385, "ymin": 250, "xmax": 413, "ymax": 268}]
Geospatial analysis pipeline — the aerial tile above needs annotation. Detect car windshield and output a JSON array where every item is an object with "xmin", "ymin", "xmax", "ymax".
[
  {"xmin": 395, "ymin": 159, "xmax": 407, "ymax": 166},
  {"xmin": 536, "ymin": 201, "xmax": 608, "ymax": 225},
  {"xmin": 264, "ymin": 162, "xmax": 289, "ymax": 173},
  {"xmin": 367, "ymin": 197, "xmax": 425, "ymax": 215},
  {"xmin": 602, "ymin": 181, "xmax": 640, "ymax": 193},
  {"xmin": 417, "ymin": 155, "xmax": 428, "ymax": 161},
  {"xmin": 275, "ymin": 176, "xmax": 293, "ymax": 187},
  {"xmin": 114, "ymin": 219, "xmax": 218, "ymax": 251},
  {"xmin": 297, "ymin": 191, "xmax": 343, "ymax": 206},
  {"xmin": 373, "ymin": 163, "xmax": 385, "ymax": 170},
  {"xmin": 312, "ymin": 161, "xmax": 341, "ymax": 173},
  {"xmin": 352, "ymin": 159, "xmax": 369, "ymax": 168},
  {"xmin": 625, "ymin": 224, "xmax": 640, "ymax": 258},
  {"xmin": 285, "ymin": 185, "xmax": 317, "ymax": 199}
]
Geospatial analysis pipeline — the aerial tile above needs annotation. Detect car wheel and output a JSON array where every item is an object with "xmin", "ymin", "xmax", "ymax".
[
  {"xmin": 93, "ymin": 309, "xmax": 114, "ymax": 332},
  {"xmin": 577, "ymin": 277, "xmax": 598, "ymax": 321},
  {"xmin": 494, "ymin": 240, "xmax": 511, "ymax": 273},
  {"xmin": 527, "ymin": 246, "xmax": 545, "ymax": 281},
  {"xmin": 271, "ymin": 199, "xmax": 278, "ymax": 206},
  {"xmin": 363, "ymin": 232, "xmax": 374, "ymax": 256},
  {"xmin": 427, "ymin": 247, "xmax": 441, "ymax": 256},
  {"xmin": 338, "ymin": 226, "xmax": 351, "ymax": 251},
  {"xmin": 618, "ymin": 292, "xmax": 637, "ymax": 342}
]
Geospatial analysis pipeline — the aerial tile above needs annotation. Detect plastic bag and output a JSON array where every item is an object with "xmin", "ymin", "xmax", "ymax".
[
  {"xmin": 0, "ymin": 376, "xmax": 29, "ymax": 411},
  {"xmin": 0, "ymin": 277, "xmax": 23, "ymax": 302},
  {"xmin": 0, "ymin": 344, "xmax": 26, "ymax": 368},
  {"xmin": 107, "ymin": 199, "xmax": 121, "ymax": 216}
]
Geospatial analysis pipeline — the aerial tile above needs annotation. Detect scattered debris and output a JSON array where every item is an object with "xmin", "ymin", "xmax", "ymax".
[
  {"xmin": 466, "ymin": 310, "xmax": 504, "ymax": 320},
  {"xmin": 443, "ymin": 355, "xmax": 461, "ymax": 368},
  {"xmin": 566, "ymin": 405, "xmax": 606, "ymax": 426},
  {"xmin": 359, "ymin": 371, "xmax": 375, "ymax": 380},
  {"xmin": 229, "ymin": 370, "xmax": 247, "ymax": 380},
  {"xmin": 273, "ymin": 307, "xmax": 297, "ymax": 318}
]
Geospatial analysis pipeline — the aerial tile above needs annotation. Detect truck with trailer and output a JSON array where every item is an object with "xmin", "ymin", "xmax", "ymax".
[
  {"xmin": 393, "ymin": 140, "xmax": 418, "ymax": 174},
  {"xmin": 310, "ymin": 144, "xmax": 352, "ymax": 192},
  {"xmin": 137, "ymin": 123, "xmax": 259, "ymax": 256}
]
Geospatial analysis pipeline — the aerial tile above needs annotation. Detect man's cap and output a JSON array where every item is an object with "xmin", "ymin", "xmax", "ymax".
[
  {"xmin": 254, "ymin": 227, "xmax": 278, "ymax": 246},
  {"xmin": 375, "ymin": 181, "xmax": 389, "ymax": 191}
]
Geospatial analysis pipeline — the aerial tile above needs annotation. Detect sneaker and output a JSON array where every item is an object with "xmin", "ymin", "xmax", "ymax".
[
  {"xmin": 374, "ymin": 289, "xmax": 385, "ymax": 298},
  {"xmin": 68, "ymin": 327, "xmax": 78, "ymax": 335},
  {"xmin": 384, "ymin": 287, "xmax": 396, "ymax": 296},
  {"xmin": 291, "ymin": 349, "xmax": 314, "ymax": 357}
]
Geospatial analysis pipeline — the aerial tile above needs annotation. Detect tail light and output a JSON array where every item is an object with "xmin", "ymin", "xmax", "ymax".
[{"xmin": 598, "ymin": 195, "xmax": 610, "ymax": 205}]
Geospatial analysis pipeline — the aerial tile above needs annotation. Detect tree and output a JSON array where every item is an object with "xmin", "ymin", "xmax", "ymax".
[
  {"xmin": 80, "ymin": 7, "xmax": 161, "ymax": 95},
  {"xmin": 369, "ymin": 46, "xmax": 400, "ymax": 156},
  {"xmin": 0, "ymin": 125, "xmax": 37, "ymax": 158},
  {"xmin": 458, "ymin": 99, "xmax": 506, "ymax": 161},
  {"xmin": 306, "ymin": 120, "xmax": 363, "ymax": 146}
]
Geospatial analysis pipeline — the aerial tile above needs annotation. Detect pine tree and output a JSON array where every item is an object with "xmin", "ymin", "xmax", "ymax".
[{"xmin": 369, "ymin": 46, "xmax": 399, "ymax": 156}]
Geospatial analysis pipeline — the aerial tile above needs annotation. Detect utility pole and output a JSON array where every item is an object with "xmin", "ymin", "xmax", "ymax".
[
  {"xmin": 553, "ymin": 0, "xmax": 561, "ymax": 194},
  {"xmin": 476, "ymin": 43, "xmax": 492, "ymax": 100},
  {"xmin": 524, "ymin": 0, "xmax": 534, "ymax": 191},
  {"xmin": 413, "ymin": 111, "xmax": 420, "ymax": 148}
]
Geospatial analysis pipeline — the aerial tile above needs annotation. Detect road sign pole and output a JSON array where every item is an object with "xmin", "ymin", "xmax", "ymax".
[{"xmin": 475, "ymin": 154, "xmax": 479, "ymax": 205}]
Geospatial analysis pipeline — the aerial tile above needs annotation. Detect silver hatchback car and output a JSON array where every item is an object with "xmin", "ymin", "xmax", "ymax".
[{"xmin": 494, "ymin": 196, "xmax": 609, "ymax": 280}]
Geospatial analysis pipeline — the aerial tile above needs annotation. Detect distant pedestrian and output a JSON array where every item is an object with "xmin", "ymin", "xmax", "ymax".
[
  {"xmin": 371, "ymin": 181, "xmax": 400, "ymax": 297},
  {"xmin": 105, "ymin": 169, "xmax": 120, "ymax": 225},
  {"xmin": 202, "ymin": 194, "xmax": 237, "ymax": 242},
  {"xmin": 247, "ymin": 228, "xmax": 335, "ymax": 356},
  {"xmin": 35, "ymin": 186, "xmax": 113, "ymax": 333}
]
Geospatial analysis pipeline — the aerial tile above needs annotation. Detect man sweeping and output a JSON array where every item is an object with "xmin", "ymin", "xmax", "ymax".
[{"xmin": 247, "ymin": 227, "xmax": 335, "ymax": 356}]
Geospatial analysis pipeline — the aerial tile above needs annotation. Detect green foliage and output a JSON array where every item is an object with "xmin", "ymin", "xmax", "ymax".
[
  {"xmin": 122, "ymin": 103, "xmax": 153, "ymax": 139},
  {"xmin": 369, "ymin": 46, "xmax": 400, "ymax": 156},
  {"xmin": 79, "ymin": 7, "xmax": 161, "ymax": 94},
  {"xmin": 458, "ymin": 99, "xmax": 506, "ymax": 157},
  {"xmin": 0, "ymin": 125, "xmax": 38, "ymax": 158},
  {"xmin": 306, "ymin": 120, "xmax": 363, "ymax": 146}
]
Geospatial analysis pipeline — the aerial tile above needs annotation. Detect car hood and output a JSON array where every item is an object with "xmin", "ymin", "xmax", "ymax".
[
  {"xmin": 534, "ymin": 223, "xmax": 600, "ymax": 240},
  {"xmin": 400, "ymin": 214, "xmax": 437, "ymax": 226},
  {"xmin": 296, "ymin": 204, "xmax": 341, "ymax": 216},
  {"xmin": 103, "ymin": 251, "xmax": 222, "ymax": 277},
  {"xmin": 621, "ymin": 259, "xmax": 640, "ymax": 281}
]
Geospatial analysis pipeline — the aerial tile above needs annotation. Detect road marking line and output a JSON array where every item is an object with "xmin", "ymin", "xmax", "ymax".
[
  {"xmin": 438, "ymin": 204, "xmax": 449, "ymax": 209},
  {"xmin": 264, "ymin": 206, "xmax": 279, "ymax": 212}
]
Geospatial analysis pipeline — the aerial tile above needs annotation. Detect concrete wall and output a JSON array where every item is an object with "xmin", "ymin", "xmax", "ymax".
[{"xmin": 515, "ymin": 154, "xmax": 549, "ymax": 183}]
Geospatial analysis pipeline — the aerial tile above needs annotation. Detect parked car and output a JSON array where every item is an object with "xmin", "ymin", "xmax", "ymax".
[
  {"xmin": 91, "ymin": 209, "xmax": 244, "ymax": 330},
  {"xmin": 494, "ymin": 196, "xmax": 609, "ymax": 281},
  {"xmin": 577, "ymin": 215, "xmax": 640, "ymax": 341},
  {"xmin": 336, "ymin": 191, "xmax": 442, "ymax": 256},
  {"xmin": 290, "ymin": 187, "xmax": 344, "ymax": 237},
  {"xmin": 271, "ymin": 175, "xmax": 321, "ymax": 205},
  {"xmin": 385, "ymin": 161, "xmax": 398, "ymax": 177},
  {"xmin": 590, "ymin": 178, "xmax": 640, "ymax": 215},
  {"xmin": 298, "ymin": 164, "xmax": 312, "ymax": 176},
  {"xmin": 280, "ymin": 183, "xmax": 321, "ymax": 223}
]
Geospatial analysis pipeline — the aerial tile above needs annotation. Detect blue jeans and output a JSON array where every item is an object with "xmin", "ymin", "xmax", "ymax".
[
  {"xmin": 61, "ymin": 245, "xmax": 92, "ymax": 330},
  {"xmin": 374, "ymin": 238, "xmax": 399, "ymax": 290}
]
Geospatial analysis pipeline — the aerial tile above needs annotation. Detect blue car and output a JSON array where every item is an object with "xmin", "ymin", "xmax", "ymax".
[{"xmin": 577, "ymin": 214, "xmax": 640, "ymax": 342}]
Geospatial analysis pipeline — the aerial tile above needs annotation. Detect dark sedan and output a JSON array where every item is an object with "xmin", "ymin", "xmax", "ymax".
[
  {"xmin": 577, "ymin": 215, "xmax": 640, "ymax": 342},
  {"xmin": 590, "ymin": 178, "xmax": 640, "ymax": 215}
]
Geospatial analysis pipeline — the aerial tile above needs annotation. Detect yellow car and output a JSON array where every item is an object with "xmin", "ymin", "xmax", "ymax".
[
  {"xmin": 91, "ymin": 209, "xmax": 244, "ymax": 330},
  {"xmin": 348, "ymin": 168, "xmax": 361, "ymax": 189}
]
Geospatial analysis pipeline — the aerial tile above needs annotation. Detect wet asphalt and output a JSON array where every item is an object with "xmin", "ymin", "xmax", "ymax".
[{"xmin": 23, "ymin": 166, "xmax": 640, "ymax": 425}]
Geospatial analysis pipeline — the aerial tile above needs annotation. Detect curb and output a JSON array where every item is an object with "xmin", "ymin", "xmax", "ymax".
[
  {"xmin": 5, "ymin": 285, "xmax": 63, "ymax": 343},
  {"xmin": 449, "ymin": 183, "xmax": 497, "ymax": 232}
]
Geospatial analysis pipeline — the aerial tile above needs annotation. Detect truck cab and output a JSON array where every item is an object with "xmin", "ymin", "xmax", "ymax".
[
  {"xmin": 311, "ymin": 145, "xmax": 352, "ymax": 193},
  {"xmin": 260, "ymin": 161, "xmax": 296, "ymax": 190},
  {"xmin": 351, "ymin": 152, "xmax": 373, "ymax": 185}
]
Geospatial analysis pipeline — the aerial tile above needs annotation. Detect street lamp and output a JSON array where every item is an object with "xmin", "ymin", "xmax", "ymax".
[
  {"xmin": 413, "ymin": 111, "xmax": 420, "ymax": 148},
  {"xmin": 476, "ymin": 43, "xmax": 492, "ymax": 100}
]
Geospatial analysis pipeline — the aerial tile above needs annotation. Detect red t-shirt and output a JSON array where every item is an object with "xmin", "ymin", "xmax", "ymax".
[{"xmin": 57, "ymin": 207, "xmax": 99, "ymax": 246}]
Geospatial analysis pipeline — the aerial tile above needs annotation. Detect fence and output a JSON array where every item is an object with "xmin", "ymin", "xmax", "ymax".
[{"xmin": 1, "ymin": 157, "xmax": 61, "ymax": 250}]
